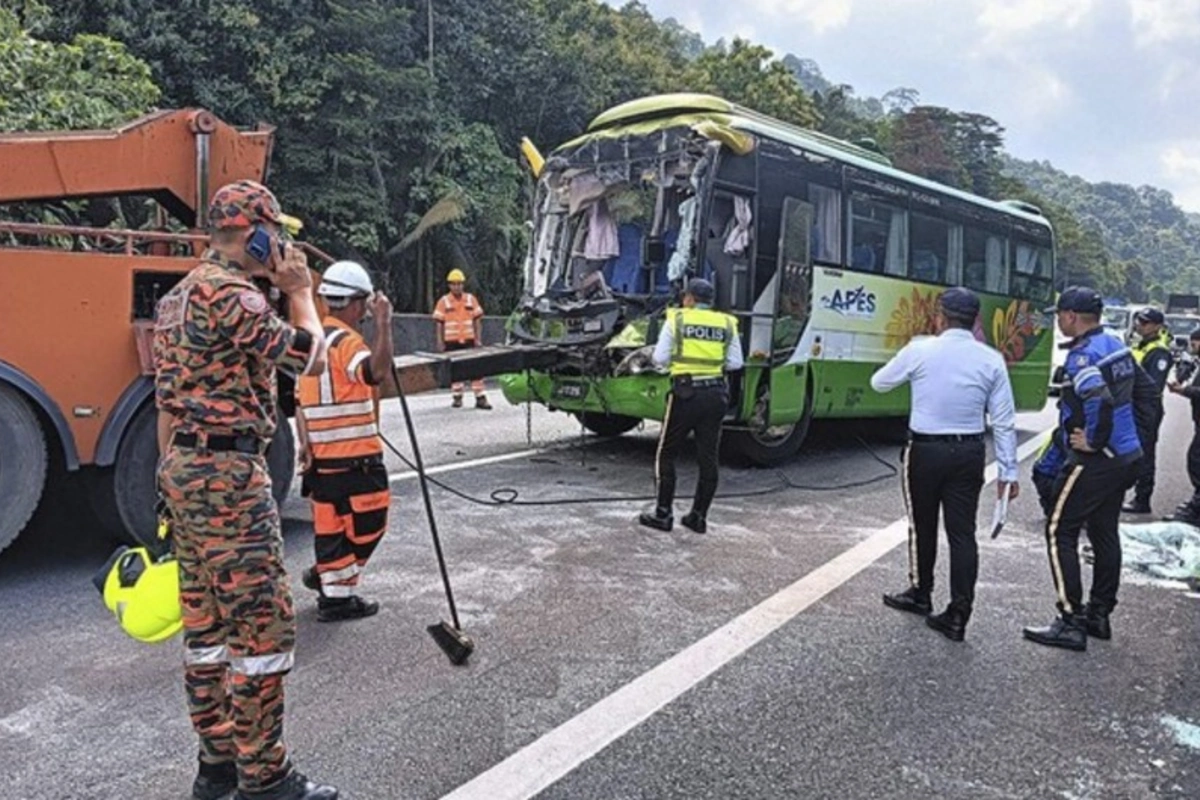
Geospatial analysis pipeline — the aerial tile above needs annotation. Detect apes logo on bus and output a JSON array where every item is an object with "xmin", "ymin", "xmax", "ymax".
[{"xmin": 820, "ymin": 286, "xmax": 877, "ymax": 318}]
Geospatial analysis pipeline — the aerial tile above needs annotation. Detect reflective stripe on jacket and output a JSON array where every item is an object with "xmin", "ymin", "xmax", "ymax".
[
  {"xmin": 296, "ymin": 319, "xmax": 381, "ymax": 464},
  {"xmin": 668, "ymin": 307, "xmax": 736, "ymax": 378},
  {"xmin": 433, "ymin": 292, "xmax": 483, "ymax": 344}
]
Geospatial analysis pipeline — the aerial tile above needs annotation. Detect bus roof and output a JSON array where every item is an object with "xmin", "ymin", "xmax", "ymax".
[{"xmin": 576, "ymin": 93, "xmax": 1051, "ymax": 230}]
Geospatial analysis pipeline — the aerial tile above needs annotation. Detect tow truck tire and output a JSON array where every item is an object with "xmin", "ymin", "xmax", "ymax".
[
  {"xmin": 574, "ymin": 411, "xmax": 641, "ymax": 438},
  {"xmin": 0, "ymin": 384, "xmax": 48, "ymax": 553},
  {"xmin": 97, "ymin": 406, "xmax": 297, "ymax": 548}
]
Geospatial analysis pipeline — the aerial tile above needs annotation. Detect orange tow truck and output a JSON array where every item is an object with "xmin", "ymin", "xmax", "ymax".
[{"xmin": 0, "ymin": 109, "xmax": 322, "ymax": 551}]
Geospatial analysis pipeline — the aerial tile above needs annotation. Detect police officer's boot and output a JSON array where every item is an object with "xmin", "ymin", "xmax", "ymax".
[
  {"xmin": 681, "ymin": 510, "xmax": 707, "ymax": 534},
  {"xmin": 1085, "ymin": 603, "xmax": 1112, "ymax": 640},
  {"xmin": 233, "ymin": 771, "xmax": 338, "ymax": 800},
  {"xmin": 925, "ymin": 603, "xmax": 969, "ymax": 642},
  {"xmin": 192, "ymin": 758, "xmax": 237, "ymax": 800},
  {"xmin": 1022, "ymin": 613, "xmax": 1087, "ymax": 651},
  {"xmin": 1121, "ymin": 496, "xmax": 1151, "ymax": 515},
  {"xmin": 882, "ymin": 587, "xmax": 932, "ymax": 616},
  {"xmin": 638, "ymin": 506, "xmax": 673, "ymax": 532}
]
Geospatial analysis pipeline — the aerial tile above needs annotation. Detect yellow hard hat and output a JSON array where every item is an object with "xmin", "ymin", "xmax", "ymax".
[
  {"xmin": 93, "ymin": 546, "xmax": 183, "ymax": 644},
  {"xmin": 447, "ymin": 269, "xmax": 466, "ymax": 283}
]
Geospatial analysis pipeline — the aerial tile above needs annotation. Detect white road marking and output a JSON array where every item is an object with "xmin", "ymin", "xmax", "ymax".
[
  {"xmin": 387, "ymin": 448, "xmax": 545, "ymax": 484},
  {"xmin": 440, "ymin": 429, "xmax": 1053, "ymax": 800}
]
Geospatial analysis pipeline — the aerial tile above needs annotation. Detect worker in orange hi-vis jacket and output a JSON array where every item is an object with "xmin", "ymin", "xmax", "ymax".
[
  {"xmin": 432, "ymin": 268, "xmax": 491, "ymax": 409},
  {"xmin": 295, "ymin": 260, "xmax": 394, "ymax": 622}
]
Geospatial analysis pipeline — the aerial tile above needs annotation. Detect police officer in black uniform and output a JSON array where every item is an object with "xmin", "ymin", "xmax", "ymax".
[
  {"xmin": 1122, "ymin": 308, "xmax": 1174, "ymax": 514},
  {"xmin": 639, "ymin": 278, "xmax": 744, "ymax": 534}
]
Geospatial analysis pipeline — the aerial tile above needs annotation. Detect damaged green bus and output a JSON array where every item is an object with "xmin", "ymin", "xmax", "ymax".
[{"xmin": 500, "ymin": 94, "xmax": 1055, "ymax": 464}]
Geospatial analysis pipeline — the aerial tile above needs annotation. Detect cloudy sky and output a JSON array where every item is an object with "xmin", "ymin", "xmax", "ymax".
[{"xmin": 624, "ymin": 0, "xmax": 1200, "ymax": 211}]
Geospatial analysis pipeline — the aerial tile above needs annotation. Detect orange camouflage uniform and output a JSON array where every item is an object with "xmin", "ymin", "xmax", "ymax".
[{"xmin": 154, "ymin": 249, "xmax": 314, "ymax": 793}]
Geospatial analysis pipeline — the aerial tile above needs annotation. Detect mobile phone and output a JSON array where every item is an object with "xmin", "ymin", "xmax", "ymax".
[{"xmin": 245, "ymin": 225, "xmax": 286, "ymax": 266}]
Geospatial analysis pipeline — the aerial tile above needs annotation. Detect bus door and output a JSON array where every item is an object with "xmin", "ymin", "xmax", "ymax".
[{"xmin": 766, "ymin": 196, "xmax": 813, "ymax": 425}]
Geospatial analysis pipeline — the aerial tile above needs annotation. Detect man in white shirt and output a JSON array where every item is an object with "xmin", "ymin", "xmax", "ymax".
[{"xmin": 870, "ymin": 287, "xmax": 1020, "ymax": 641}]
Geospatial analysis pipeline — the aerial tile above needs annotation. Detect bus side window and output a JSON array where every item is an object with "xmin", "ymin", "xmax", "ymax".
[
  {"xmin": 706, "ymin": 192, "xmax": 753, "ymax": 311},
  {"xmin": 773, "ymin": 197, "xmax": 813, "ymax": 354},
  {"xmin": 909, "ymin": 213, "xmax": 951, "ymax": 285},
  {"xmin": 1013, "ymin": 240, "xmax": 1053, "ymax": 302},
  {"xmin": 808, "ymin": 184, "xmax": 841, "ymax": 264},
  {"xmin": 849, "ymin": 192, "xmax": 907, "ymax": 277},
  {"xmin": 963, "ymin": 226, "xmax": 1008, "ymax": 294}
]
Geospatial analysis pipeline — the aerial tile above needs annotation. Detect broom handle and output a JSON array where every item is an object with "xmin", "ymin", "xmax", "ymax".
[{"xmin": 391, "ymin": 364, "xmax": 462, "ymax": 631}]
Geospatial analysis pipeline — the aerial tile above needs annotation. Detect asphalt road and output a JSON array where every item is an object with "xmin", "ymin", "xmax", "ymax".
[{"xmin": 2, "ymin": 385, "xmax": 1198, "ymax": 800}]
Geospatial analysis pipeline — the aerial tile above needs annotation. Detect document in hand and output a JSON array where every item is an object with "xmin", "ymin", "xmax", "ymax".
[{"xmin": 991, "ymin": 492, "xmax": 1010, "ymax": 539}]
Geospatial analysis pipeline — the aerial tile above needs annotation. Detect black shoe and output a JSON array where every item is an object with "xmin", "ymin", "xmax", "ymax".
[
  {"xmin": 317, "ymin": 596, "xmax": 379, "ymax": 622},
  {"xmin": 301, "ymin": 567, "xmax": 320, "ymax": 594},
  {"xmin": 475, "ymin": 395, "xmax": 492, "ymax": 410},
  {"xmin": 1121, "ymin": 500, "xmax": 1151, "ymax": 514},
  {"xmin": 638, "ymin": 508, "xmax": 673, "ymax": 532},
  {"xmin": 681, "ymin": 511, "xmax": 707, "ymax": 534},
  {"xmin": 925, "ymin": 606, "xmax": 968, "ymax": 642},
  {"xmin": 882, "ymin": 587, "xmax": 932, "ymax": 616},
  {"xmin": 193, "ymin": 760, "xmax": 237, "ymax": 800},
  {"xmin": 1022, "ymin": 614, "xmax": 1087, "ymax": 651},
  {"xmin": 451, "ymin": 395, "xmax": 463, "ymax": 408},
  {"xmin": 1086, "ymin": 604, "xmax": 1112, "ymax": 640},
  {"xmin": 233, "ymin": 771, "xmax": 338, "ymax": 800}
]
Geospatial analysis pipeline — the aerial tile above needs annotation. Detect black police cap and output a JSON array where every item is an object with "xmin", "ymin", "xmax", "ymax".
[
  {"xmin": 940, "ymin": 287, "xmax": 980, "ymax": 318},
  {"xmin": 1135, "ymin": 307, "xmax": 1165, "ymax": 324},
  {"xmin": 1045, "ymin": 286, "xmax": 1103, "ymax": 315},
  {"xmin": 686, "ymin": 278, "xmax": 715, "ymax": 304}
]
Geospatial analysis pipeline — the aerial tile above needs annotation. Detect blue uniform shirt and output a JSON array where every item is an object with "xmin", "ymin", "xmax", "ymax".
[{"xmin": 1060, "ymin": 327, "xmax": 1143, "ymax": 462}]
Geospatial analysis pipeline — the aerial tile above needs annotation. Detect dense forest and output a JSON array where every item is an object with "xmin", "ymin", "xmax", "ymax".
[{"xmin": 3, "ymin": 0, "xmax": 1196, "ymax": 309}]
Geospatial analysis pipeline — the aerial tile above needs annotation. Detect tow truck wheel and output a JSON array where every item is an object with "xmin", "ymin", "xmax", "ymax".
[
  {"xmin": 0, "ymin": 384, "xmax": 48, "ymax": 553},
  {"xmin": 574, "ymin": 411, "xmax": 641, "ymax": 438},
  {"xmin": 92, "ymin": 406, "xmax": 297, "ymax": 547}
]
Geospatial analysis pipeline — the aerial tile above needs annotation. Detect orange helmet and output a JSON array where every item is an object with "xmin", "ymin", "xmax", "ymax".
[{"xmin": 208, "ymin": 180, "xmax": 286, "ymax": 230}]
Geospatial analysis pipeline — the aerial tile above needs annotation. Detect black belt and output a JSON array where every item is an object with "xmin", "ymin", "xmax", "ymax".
[
  {"xmin": 910, "ymin": 431, "xmax": 985, "ymax": 443},
  {"xmin": 675, "ymin": 376, "xmax": 726, "ymax": 389},
  {"xmin": 312, "ymin": 454, "xmax": 384, "ymax": 471},
  {"xmin": 172, "ymin": 431, "xmax": 266, "ymax": 455}
]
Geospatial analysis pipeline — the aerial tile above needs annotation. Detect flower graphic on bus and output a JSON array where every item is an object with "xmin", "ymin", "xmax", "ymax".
[
  {"xmin": 885, "ymin": 286, "xmax": 941, "ymax": 349},
  {"xmin": 991, "ymin": 299, "xmax": 1044, "ymax": 364}
]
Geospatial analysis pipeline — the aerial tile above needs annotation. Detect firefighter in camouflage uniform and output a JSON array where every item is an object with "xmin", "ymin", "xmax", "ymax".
[{"xmin": 154, "ymin": 180, "xmax": 338, "ymax": 800}]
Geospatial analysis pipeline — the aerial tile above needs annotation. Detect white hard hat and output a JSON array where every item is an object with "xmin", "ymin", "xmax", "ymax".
[{"xmin": 318, "ymin": 261, "xmax": 374, "ymax": 298}]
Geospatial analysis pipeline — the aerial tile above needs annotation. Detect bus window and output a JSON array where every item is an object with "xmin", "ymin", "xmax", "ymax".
[
  {"xmin": 909, "ymin": 213, "xmax": 953, "ymax": 285},
  {"xmin": 1013, "ymin": 241, "xmax": 1053, "ymax": 302},
  {"xmin": 808, "ymin": 184, "xmax": 842, "ymax": 264},
  {"xmin": 849, "ymin": 192, "xmax": 907, "ymax": 277},
  {"xmin": 964, "ymin": 226, "xmax": 1008, "ymax": 294},
  {"xmin": 775, "ymin": 197, "xmax": 813, "ymax": 354},
  {"xmin": 706, "ymin": 191, "xmax": 753, "ymax": 311}
]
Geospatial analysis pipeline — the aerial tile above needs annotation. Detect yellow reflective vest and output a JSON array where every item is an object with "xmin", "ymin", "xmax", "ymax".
[
  {"xmin": 1131, "ymin": 329, "xmax": 1171, "ymax": 365},
  {"xmin": 668, "ymin": 307, "xmax": 737, "ymax": 378}
]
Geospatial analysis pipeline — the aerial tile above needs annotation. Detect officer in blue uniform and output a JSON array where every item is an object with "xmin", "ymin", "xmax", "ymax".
[{"xmin": 1024, "ymin": 287, "xmax": 1142, "ymax": 652}]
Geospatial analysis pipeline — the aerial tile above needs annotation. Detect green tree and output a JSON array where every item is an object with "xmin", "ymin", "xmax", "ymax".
[
  {"xmin": 0, "ymin": 2, "xmax": 159, "ymax": 132},
  {"xmin": 685, "ymin": 38, "xmax": 818, "ymax": 128}
]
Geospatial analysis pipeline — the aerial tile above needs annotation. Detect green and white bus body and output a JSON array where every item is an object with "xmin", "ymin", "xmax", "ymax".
[{"xmin": 501, "ymin": 94, "xmax": 1055, "ymax": 464}]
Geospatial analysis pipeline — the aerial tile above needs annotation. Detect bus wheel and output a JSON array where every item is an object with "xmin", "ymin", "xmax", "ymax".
[
  {"xmin": 0, "ymin": 383, "xmax": 48, "ymax": 553},
  {"xmin": 93, "ymin": 407, "xmax": 297, "ymax": 548},
  {"xmin": 574, "ymin": 411, "xmax": 641, "ymax": 438},
  {"xmin": 724, "ymin": 384, "xmax": 814, "ymax": 466}
]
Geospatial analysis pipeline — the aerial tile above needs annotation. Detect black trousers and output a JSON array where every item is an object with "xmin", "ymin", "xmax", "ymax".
[
  {"xmin": 1185, "ymin": 429, "xmax": 1200, "ymax": 508},
  {"xmin": 655, "ymin": 385, "xmax": 728, "ymax": 516},
  {"xmin": 902, "ymin": 439, "xmax": 986, "ymax": 613},
  {"xmin": 1131, "ymin": 424, "xmax": 1161, "ymax": 504},
  {"xmin": 1044, "ymin": 458, "xmax": 1135, "ymax": 616}
]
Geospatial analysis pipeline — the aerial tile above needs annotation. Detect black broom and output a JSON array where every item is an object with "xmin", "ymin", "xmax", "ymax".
[{"xmin": 390, "ymin": 363, "xmax": 474, "ymax": 666}]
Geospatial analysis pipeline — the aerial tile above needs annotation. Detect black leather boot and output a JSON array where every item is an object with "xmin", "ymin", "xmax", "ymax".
[
  {"xmin": 1022, "ymin": 614, "xmax": 1087, "ymax": 651},
  {"xmin": 882, "ymin": 587, "xmax": 932, "ymax": 616},
  {"xmin": 638, "ymin": 507, "xmax": 673, "ymax": 531},
  {"xmin": 317, "ymin": 595, "xmax": 379, "ymax": 622},
  {"xmin": 233, "ymin": 771, "xmax": 338, "ymax": 800},
  {"xmin": 1121, "ymin": 498, "xmax": 1151, "ymax": 514},
  {"xmin": 925, "ymin": 604, "xmax": 968, "ymax": 642},
  {"xmin": 1086, "ymin": 604, "xmax": 1112, "ymax": 640},
  {"xmin": 193, "ymin": 759, "xmax": 237, "ymax": 800},
  {"xmin": 681, "ymin": 510, "xmax": 707, "ymax": 534}
]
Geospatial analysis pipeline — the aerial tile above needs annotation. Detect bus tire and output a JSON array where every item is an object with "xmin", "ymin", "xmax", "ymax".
[
  {"xmin": 0, "ymin": 383, "xmax": 48, "ymax": 553},
  {"xmin": 574, "ymin": 411, "xmax": 641, "ymax": 438},
  {"xmin": 94, "ymin": 407, "xmax": 297, "ymax": 547},
  {"xmin": 723, "ymin": 383, "xmax": 814, "ymax": 466}
]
